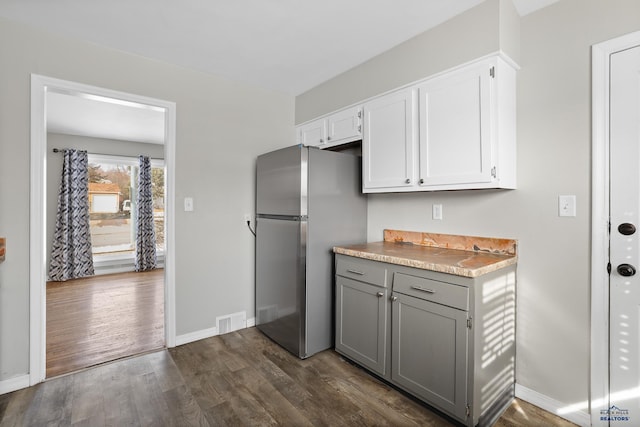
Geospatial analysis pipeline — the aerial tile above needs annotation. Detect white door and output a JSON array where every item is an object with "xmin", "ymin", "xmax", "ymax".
[{"xmin": 609, "ymin": 44, "xmax": 640, "ymax": 423}]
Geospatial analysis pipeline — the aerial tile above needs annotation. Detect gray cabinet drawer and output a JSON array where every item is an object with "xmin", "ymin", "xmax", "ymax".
[
  {"xmin": 336, "ymin": 256, "xmax": 388, "ymax": 287},
  {"xmin": 393, "ymin": 273, "xmax": 469, "ymax": 311}
]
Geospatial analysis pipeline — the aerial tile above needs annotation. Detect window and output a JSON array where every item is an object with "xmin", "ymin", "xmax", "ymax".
[{"xmin": 87, "ymin": 154, "xmax": 165, "ymax": 260}]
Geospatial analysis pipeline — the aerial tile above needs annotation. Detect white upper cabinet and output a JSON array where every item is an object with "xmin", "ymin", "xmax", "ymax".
[
  {"xmin": 298, "ymin": 53, "xmax": 517, "ymax": 193},
  {"xmin": 416, "ymin": 60, "xmax": 492, "ymax": 187},
  {"xmin": 363, "ymin": 55, "xmax": 516, "ymax": 193},
  {"xmin": 297, "ymin": 105, "xmax": 362, "ymax": 148},
  {"xmin": 327, "ymin": 106, "xmax": 362, "ymax": 144},
  {"xmin": 298, "ymin": 118, "xmax": 327, "ymax": 147},
  {"xmin": 362, "ymin": 88, "xmax": 417, "ymax": 190}
]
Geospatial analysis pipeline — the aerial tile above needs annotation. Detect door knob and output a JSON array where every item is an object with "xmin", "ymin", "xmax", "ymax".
[
  {"xmin": 617, "ymin": 264, "xmax": 636, "ymax": 277},
  {"xmin": 618, "ymin": 223, "xmax": 636, "ymax": 235}
]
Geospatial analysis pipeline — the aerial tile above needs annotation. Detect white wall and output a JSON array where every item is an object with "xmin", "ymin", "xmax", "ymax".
[
  {"xmin": 296, "ymin": 0, "xmax": 517, "ymax": 124},
  {"xmin": 295, "ymin": 0, "xmax": 640, "ymax": 415},
  {"xmin": 0, "ymin": 17, "xmax": 294, "ymax": 381}
]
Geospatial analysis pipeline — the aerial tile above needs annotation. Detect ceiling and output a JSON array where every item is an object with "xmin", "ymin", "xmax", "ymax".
[
  {"xmin": 2, "ymin": 0, "xmax": 558, "ymax": 143},
  {"xmin": 47, "ymin": 91, "xmax": 166, "ymax": 144}
]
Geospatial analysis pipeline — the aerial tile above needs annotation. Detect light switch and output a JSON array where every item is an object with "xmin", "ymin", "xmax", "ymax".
[
  {"xmin": 558, "ymin": 195, "xmax": 576, "ymax": 217},
  {"xmin": 184, "ymin": 197, "xmax": 194, "ymax": 212}
]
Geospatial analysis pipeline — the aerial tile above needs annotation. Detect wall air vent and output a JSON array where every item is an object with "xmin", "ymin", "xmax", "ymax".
[{"xmin": 216, "ymin": 311, "xmax": 247, "ymax": 335}]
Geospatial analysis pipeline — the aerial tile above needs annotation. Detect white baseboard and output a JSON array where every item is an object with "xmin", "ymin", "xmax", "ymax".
[
  {"xmin": 0, "ymin": 374, "xmax": 30, "ymax": 395},
  {"xmin": 175, "ymin": 317, "xmax": 257, "ymax": 346},
  {"xmin": 516, "ymin": 383, "xmax": 591, "ymax": 427},
  {"xmin": 175, "ymin": 326, "xmax": 219, "ymax": 346}
]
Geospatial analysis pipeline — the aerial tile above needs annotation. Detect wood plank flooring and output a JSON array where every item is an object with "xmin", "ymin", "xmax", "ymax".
[
  {"xmin": 2, "ymin": 327, "xmax": 577, "ymax": 426},
  {"xmin": 46, "ymin": 269, "xmax": 165, "ymax": 378}
]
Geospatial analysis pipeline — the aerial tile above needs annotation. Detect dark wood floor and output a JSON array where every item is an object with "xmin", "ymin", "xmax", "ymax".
[
  {"xmin": 46, "ymin": 269, "xmax": 165, "ymax": 377},
  {"xmin": 2, "ymin": 327, "xmax": 576, "ymax": 426}
]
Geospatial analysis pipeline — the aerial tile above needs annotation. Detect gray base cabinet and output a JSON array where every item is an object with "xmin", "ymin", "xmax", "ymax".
[
  {"xmin": 392, "ymin": 293, "xmax": 469, "ymax": 421},
  {"xmin": 335, "ymin": 256, "xmax": 390, "ymax": 377},
  {"xmin": 336, "ymin": 277, "xmax": 388, "ymax": 376},
  {"xmin": 335, "ymin": 254, "xmax": 516, "ymax": 427}
]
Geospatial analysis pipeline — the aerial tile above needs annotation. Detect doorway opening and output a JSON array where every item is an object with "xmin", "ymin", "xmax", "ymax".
[{"xmin": 30, "ymin": 75, "xmax": 176, "ymax": 384}]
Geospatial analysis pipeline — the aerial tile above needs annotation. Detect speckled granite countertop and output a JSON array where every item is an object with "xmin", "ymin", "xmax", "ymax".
[{"xmin": 333, "ymin": 230, "xmax": 517, "ymax": 278}]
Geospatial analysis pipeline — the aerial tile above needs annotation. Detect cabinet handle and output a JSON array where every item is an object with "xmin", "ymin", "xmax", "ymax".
[
  {"xmin": 327, "ymin": 136, "xmax": 331, "ymax": 141},
  {"xmin": 411, "ymin": 286, "xmax": 435, "ymax": 294},
  {"xmin": 346, "ymin": 269, "xmax": 365, "ymax": 276},
  {"xmin": 405, "ymin": 178, "xmax": 411, "ymax": 184},
  {"xmin": 358, "ymin": 110, "xmax": 362, "ymax": 118},
  {"xmin": 376, "ymin": 291, "xmax": 384, "ymax": 298},
  {"xmin": 419, "ymin": 178, "xmax": 424, "ymax": 184},
  {"xmin": 390, "ymin": 295, "xmax": 398, "ymax": 302},
  {"xmin": 357, "ymin": 125, "xmax": 362, "ymax": 133},
  {"xmin": 319, "ymin": 138, "xmax": 324, "ymax": 143}
]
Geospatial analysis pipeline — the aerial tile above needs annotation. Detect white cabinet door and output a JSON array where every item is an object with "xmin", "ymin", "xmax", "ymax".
[
  {"xmin": 362, "ymin": 88, "xmax": 416, "ymax": 191},
  {"xmin": 327, "ymin": 105, "xmax": 362, "ymax": 145},
  {"xmin": 298, "ymin": 118, "xmax": 327, "ymax": 147},
  {"xmin": 297, "ymin": 105, "xmax": 363, "ymax": 148},
  {"xmin": 417, "ymin": 61, "xmax": 492, "ymax": 187}
]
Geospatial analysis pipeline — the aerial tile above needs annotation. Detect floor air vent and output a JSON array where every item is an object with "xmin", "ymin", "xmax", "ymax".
[
  {"xmin": 216, "ymin": 311, "xmax": 246, "ymax": 335},
  {"xmin": 217, "ymin": 317, "xmax": 231, "ymax": 335}
]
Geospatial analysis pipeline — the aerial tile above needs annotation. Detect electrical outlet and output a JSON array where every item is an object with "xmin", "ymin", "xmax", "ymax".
[
  {"xmin": 432, "ymin": 204, "xmax": 443, "ymax": 220},
  {"xmin": 184, "ymin": 197, "xmax": 194, "ymax": 212}
]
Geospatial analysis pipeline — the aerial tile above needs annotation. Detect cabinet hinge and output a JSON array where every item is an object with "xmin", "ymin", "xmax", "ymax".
[
  {"xmin": 491, "ymin": 166, "xmax": 497, "ymax": 178},
  {"xmin": 467, "ymin": 317, "xmax": 472, "ymax": 329},
  {"xmin": 466, "ymin": 404, "xmax": 471, "ymax": 418},
  {"xmin": 490, "ymin": 66, "xmax": 495, "ymax": 78}
]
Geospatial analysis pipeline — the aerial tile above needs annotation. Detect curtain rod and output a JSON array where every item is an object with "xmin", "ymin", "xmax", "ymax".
[
  {"xmin": 52, "ymin": 148, "xmax": 110, "ymax": 155},
  {"xmin": 52, "ymin": 148, "xmax": 164, "ymax": 160}
]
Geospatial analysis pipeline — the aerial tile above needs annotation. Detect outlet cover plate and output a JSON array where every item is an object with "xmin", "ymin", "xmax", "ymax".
[{"xmin": 432, "ymin": 204, "xmax": 443, "ymax": 220}]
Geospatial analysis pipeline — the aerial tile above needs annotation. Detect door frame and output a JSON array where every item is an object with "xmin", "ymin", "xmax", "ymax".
[
  {"xmin": 29, "ymin": 75, "xmax": 177, "ymax": 385},
  {"xmin": 591, "ymin": 30, "xmax": 640, "ymax": 427}
]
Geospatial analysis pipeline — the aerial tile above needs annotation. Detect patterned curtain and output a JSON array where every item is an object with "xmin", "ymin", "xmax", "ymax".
[
  {"xmin": 135, "ymin": 155, "xmax": 157, "ymax": 271},
  {"xmin": 49, "ymin": 149, "xmax": 95, "ymax": 281}
]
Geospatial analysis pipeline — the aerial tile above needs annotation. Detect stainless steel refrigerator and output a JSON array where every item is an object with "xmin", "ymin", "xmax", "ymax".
[{"xmin": 255, "ymin": 144, "xmax": 366, "ymax": 359}]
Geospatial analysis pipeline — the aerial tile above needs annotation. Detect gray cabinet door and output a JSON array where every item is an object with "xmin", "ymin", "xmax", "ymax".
[
  {"xmin": 392, "ymin": 293, "xmax": 469, "ymax": 421},
  {"xmin": 335, "ymin": 276, "xmax": 388, "ymax": 376}
]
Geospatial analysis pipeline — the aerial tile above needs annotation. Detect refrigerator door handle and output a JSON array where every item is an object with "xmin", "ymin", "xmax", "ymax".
[{"xmin": 257, "ymin": 214, "xmax": 308, "ymax": 221}]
